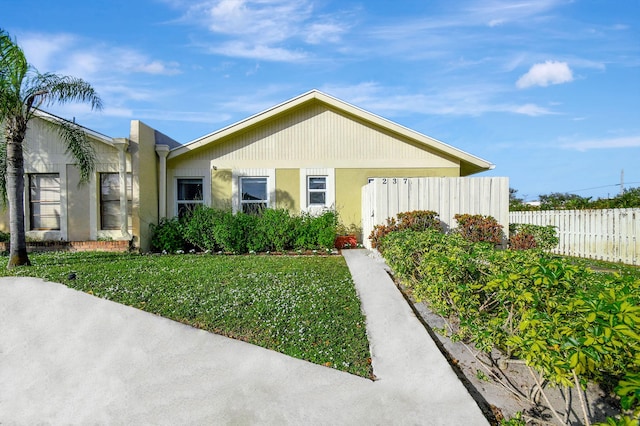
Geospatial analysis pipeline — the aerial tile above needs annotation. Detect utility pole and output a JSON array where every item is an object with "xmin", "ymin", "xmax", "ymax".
[{"xmin": 621, "ymin": 169, "xmax": 625, "ymax": 195}]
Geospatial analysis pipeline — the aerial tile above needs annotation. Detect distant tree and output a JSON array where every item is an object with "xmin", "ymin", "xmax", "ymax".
[
  {"xmin": 0, "ymin": 28, "xmax": 102, "ymax": 268},
  {"xmin": 612, "ymin": 187, "xmax": 640, "ymax": 208},
  {"xmin": 538, "ymin": 192, "xmax": 592, "ymax": 210},
  {"xmin": 509, "ymin": 188, "xmax": 536, "ymax": 211},
  {"xmin": 592, "ymin": 187, "xmax": 640, "ymax": 209}
]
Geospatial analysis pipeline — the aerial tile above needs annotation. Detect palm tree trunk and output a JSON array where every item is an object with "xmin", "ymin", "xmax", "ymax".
[{"xmin": 6, "ymin": 118, "xmax": 30, "ymax": 268}]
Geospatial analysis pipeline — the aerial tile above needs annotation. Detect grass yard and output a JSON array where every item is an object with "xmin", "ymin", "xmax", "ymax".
[
  {"xmin": 566, "ymin": 256, "xmax": 640, "ymax": 279},
  {"xmin": 0, "ymin": 252, "xmax": 372, "ymax": 378}
]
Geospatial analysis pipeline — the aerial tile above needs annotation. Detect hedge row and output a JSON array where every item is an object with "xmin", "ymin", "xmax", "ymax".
[
  {"xmin": 378, "ymin": 228, "xmax": 640, "ymax": 424},
  {"xmin": 150, "ymin": 207, "xmax": 337, "ymax": 254}
]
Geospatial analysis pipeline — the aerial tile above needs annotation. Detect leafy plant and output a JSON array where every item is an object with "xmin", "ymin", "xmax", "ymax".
[
  {"xmin": 150, "ymin": 217, "xmax": 186, "ymax": 252},
  {"xmin": 181, "ymin": 205, "xmax": 227, "ymax": 252},
  {"xmin": 369, "ymin": 210, "xmax": 441, "ymax": 249},
  {"xmin": 508, "ymin": 232, "xmax": 537, "ymax": 250},
  {"xmin": 378, "ymin": 228, "xmax": 640, "ymax": 424},
  {"xmin": 452, "ymin": 213, "xmax": 503, "ymax": 245},
  {"xmin": 509, "ymin": 223, "xmax": 559, "ymax": 250}
]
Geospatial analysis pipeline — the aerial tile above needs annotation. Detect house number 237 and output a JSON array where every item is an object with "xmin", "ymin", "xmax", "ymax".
[{"xmin": 381, "ymin": 178, "xmax": 408, "ymax": 184}]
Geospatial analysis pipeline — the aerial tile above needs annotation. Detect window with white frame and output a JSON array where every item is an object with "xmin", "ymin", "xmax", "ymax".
[
  {"xmin": 100, "ymin": 173, "xmax": 132, "ymax": 230},
  {"xmin": 177, "ymin": 178, "xmax": 203, "ymax": 217},
  {"xmin": 29, "ymin": 174, "xmax": 61, "ymax": 230},
  {"xmin": 240, "ymin": 177, "xmax": 268, "ymax": 214},
  {"xmin": 307, "ymin": 176, "xmax": 327, "ymax": 206}
]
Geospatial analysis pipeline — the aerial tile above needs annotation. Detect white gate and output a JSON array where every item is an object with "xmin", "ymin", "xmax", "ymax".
[{"xmin": 362, "ymin": 177, "xmax": 509, "ymax": 249}]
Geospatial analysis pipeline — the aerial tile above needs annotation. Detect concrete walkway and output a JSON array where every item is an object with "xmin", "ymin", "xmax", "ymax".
[{"xmin": 0, "ymin": 249, "xmax": 488, "ymax": 425}]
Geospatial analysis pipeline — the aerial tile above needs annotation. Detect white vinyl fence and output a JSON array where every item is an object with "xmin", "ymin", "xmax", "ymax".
[
  {"xmin": 510, "ymin": 209, "xmax": 640, "ymax": 265},
  {"xmin": 362, "ymin": 177, "xmax": 509, "ymax": 249}
]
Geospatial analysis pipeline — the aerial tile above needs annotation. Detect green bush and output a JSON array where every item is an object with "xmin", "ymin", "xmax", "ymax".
[
  {"xmin": 216, "ymin": 211, "xmax": 257, "ymax": 253},
  {"xmin": 369, "ymin": 210, "xmax": 441, "ymax": 249},
  {"xmin": 379, "ymin": 229, "xmax": 640, "ymax": 422},
  {"xmin": 0, "ymin": 231, "xmax": 9, "ymax": 242},
  {"xmin": 182, "ymin": 205, "xmax": 228, "ymax": 252},
  {"xmin": 161, "ymin": 207, "xmax": 338, "ymax": 254},
  {"xmin": 293, "ymin": 210, "xmax": 338, "ymax": 250},
  {"xmin": 253, "ymin": 208, "xmax": 294, "ymax": 252},
  {"xmin": 150, "ymin": 217, "xmax": 186, "ymax": 252}
]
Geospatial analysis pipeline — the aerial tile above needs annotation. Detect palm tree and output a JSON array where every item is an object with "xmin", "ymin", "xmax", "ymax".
[{"xmin": 0, "ymin": 29, "xmax": 102, "ymax": 268}]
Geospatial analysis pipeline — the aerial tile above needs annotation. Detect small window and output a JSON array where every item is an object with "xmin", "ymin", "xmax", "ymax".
[
  {"xmin": 308, "ymin": 176, "xmax": 327, "ymax": 206},
  {"xmin": 177, "ymin": 178, "xmax": 203, "ymax": 217},
  {"xmin": 100, "ymin": 173, "xmax": 132, "ymax": 230},
  {"xmin": 30, "ymin": 174, "xmax": 61, "ymax": 230},
  {"xmin": 240, "ymin": 177, "xmax": 267, "ymax": 214}
]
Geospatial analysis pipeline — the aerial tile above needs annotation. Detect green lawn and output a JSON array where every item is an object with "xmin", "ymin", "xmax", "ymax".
[{"xmin": 1, "ymin": 252, "xmax": 372, "ymax": 378}]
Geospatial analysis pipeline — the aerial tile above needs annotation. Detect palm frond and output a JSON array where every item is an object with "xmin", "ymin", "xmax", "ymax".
[
  {"xmin": 24, "ymin": 74, "xmax": 102, "ymax": 117},
  {"xmin": 0, "ymin": 29, "xmax": 29, "ymax": 121},
  {"xmin": 53, "ymin": 118, "xmax": 97, "ymax": 184}
]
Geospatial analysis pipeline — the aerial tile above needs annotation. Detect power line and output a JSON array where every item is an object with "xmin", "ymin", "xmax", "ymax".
[{"xmin": 565, "ymin": 181, "xmax": 640, "ymax": 194}]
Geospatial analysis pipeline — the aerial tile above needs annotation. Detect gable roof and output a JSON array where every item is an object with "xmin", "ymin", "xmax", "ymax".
[
  {"xmin": 33, "ymin": 109, "xmax": 116, "ymax": 147},
  {"xmin": 168, "ymin": 90, "xmax": 494, "ymax": 175}
]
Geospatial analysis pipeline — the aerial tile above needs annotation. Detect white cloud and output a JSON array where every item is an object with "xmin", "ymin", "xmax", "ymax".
[
  {"xmin": 19, "ymin": 32, "xmax": 181, "ymax": 79},
  {"xmin": 174, "ymin": 0, "xmax": 352, "ymax": 61},
  {"xmin": 320, "ymin": 82, "xmax": 556, "ymax": 118},
  {"xmin": 467, "ymin": 0, "xmax": 568, "ymax": 27},
  {"xmin": 208, "ymin": 41, "xmax": 307, "ymax": 62},
  {"xmin": 512, "ymin": 103, "xmax": 554, "ymax": 116},
  {"xmin": 19, "ymin": 33, "xmax": 76, "ymax": 72},
  {"xmin": 561, "ymin": 136, "xmax": 640, "ymax": 151},
  {"xmin": 516, "ymin": 61, "xmax": 574, "ymax": 88}
]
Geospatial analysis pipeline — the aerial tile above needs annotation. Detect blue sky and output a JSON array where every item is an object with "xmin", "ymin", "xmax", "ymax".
[{"xmin": 5, "ymin": 0, "xmax": 639, "ymax": 201}]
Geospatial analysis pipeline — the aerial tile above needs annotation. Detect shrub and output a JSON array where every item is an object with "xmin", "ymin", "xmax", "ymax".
[
  {"xmin": 452, "ymin": 214, "xmax": 503, "ymax": 245},
  {"xmin": 0, "ymin": 231, "xmax": 9, "ymax": 242},
  {"xmin": 215, "ymin": 211, "xmax": 257, "ymax": 253},
  {"xmin": 509, "ymin": 223, "xmax": 558, "ymax": 250},
  {"xmin": 156, "ymin": 207, "xmax": 339, "ymax": 254},
  {"xmin": 378, "ymin": 228, "xmax": 640, "ymax": 423},
  {"xmin": 253, "ymin": 208, "xmax": 294, "ymax": 252},
  {"xmin": 292, "ymin": 210, "xmax": 338, "ymax": 250},
  {"xmin": 369, "ymin": 210, "xmax": 441, "ymax": 250},
  {"xmin": 182, "ymin": 205, "xmax": 227, "ymax": 252},
  {"xmin": 150, "ymin": 217, "xmax": 186, "ymax": 252},
  {"xmin": 508, "ymin": 232, "xmax": 537, "ymax": 250}
]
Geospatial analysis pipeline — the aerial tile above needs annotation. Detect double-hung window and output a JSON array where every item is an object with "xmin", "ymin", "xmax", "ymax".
[
  {"xmin": 100, "ymin": 173, "xmax": 132, "ymax": 230},
  {"xmin": 240, "ymin": 177, "xmax": 268, "ymax": 214},
  {"xmin": 177, "ymin": 178, "xmax": 203, "ymax": 217},
  {"xmin": 307, "ymin": 176, "xmax": 327, "ymax": 206},
  {"xmin": 29, "ymin": 174, "xmax": 61, "ymax": 230}
]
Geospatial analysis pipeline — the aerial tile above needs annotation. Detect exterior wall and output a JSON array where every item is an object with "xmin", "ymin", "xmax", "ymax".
[
  {"xmin": 0, "ymin": 116, "xmax": 137, "ymax": 247},
  {"xmin": 275, "ymin": 169, "xmax": 299, "ymax": 211},
  {"xmin": 166, "ymin": 103, "xmax": 464, "ymax": 231},
  {"xmin": 66, "ymin": 165, "xmax": 90, "ymax": 241},
  {"xmin": 130, "ymin": 121, "xmax": 160, "ymax": 252},
  {"xmin": 211, "ymin": 169, "xmax": 233, "ymax": 209},
  {"xmin": 175, "ymin": 103, "xmax": 461, "ymax": 170}
]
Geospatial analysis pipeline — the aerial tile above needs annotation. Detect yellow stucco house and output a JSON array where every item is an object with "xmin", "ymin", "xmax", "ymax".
[{"xmin": 0, "ymin": 90, "xmax": 494, "ymax": 251}]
